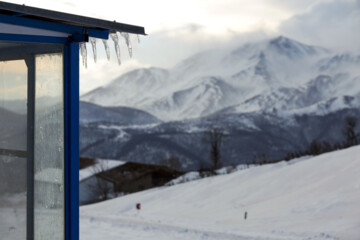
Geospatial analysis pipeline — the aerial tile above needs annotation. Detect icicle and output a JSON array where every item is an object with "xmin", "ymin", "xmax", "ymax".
[
  {"xmin": 102, "ymin": 39, "xmax": 111, "ymax": 61},
  {"xmin": 79, "ymin": 42, "xmax": 88, "ymax": 68},
  {"xmin": 90, "ymin": 37, "xmax": 97, "ymax": 63},
  {"xmin": 137, "ymin": 34, "xmax": 140, "ymax": 43},
  {"xmin": 120, "ymin": 32, "xmax": 132, "ymax": 58},
  {"xmin": 110, "ymin": 33, "xmax": 121, "ymax": 65}
]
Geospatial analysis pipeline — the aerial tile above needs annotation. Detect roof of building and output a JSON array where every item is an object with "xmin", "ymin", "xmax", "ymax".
[
  {"xmin": 79, "ymin": 159, "xmax": 126, "ymax": 182},
  {"xmin": 103, "ymin": 161, "xmax": 183, "ymax": 182},
  {"xmin": 0, "ymin": 1, "xmax": 145, "ymax": 36}
]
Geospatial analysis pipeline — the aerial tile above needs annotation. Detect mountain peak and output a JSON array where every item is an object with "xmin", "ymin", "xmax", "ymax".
[
  {"xmin": 269, "ymin": 36, "xmax": 299, "ymax": 47},
  {"xmin": 268, "ymin": 36, "xmax": 317, "ymax": 58},
  {"xmin": 270, "ymin": 35, "xmax": 290, "ymax": 43}
]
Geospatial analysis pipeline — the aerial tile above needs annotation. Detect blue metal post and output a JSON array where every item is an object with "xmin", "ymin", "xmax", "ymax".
[{"xmin": 64, "ymin": 42, "xmax": 80, "ymax": 240}]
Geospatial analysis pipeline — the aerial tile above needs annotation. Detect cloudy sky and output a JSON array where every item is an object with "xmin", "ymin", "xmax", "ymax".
[{"xmin": 5, "ymin": 0, "xmax": 360, "ymax": 93}]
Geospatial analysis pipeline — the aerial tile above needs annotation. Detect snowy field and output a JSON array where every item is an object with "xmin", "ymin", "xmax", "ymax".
[{"xmin": 80, "ymin": 146, "xmax": 360, "ymax": 240}]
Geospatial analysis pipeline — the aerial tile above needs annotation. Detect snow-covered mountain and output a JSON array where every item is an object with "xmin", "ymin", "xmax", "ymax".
[
  {"xmin": 80, "ymin": 146, "xmax": 360, "ymax": 240},
  {"xmin": 82, "ymin": 68, "xmax": 170, "ymax": 111},
  {"xmin": 82, "ymin": 36, "xmax": 359, "ymax": 121},
  {"xmin": 79, "ymin": 36, "xmax": 360, "ymax": 169}
]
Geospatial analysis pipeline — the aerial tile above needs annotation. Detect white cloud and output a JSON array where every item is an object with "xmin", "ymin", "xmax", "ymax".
[
  {"xmin": 279, "ymin": 0, "xmax": 360, "ymax": 52},
  {"xmin": 7, "ymin": 0, "xmax": 294, "ymax": 34},
  {"xmin": 3, "ymin": 0, "xmax": 358, "ymax": 94}
]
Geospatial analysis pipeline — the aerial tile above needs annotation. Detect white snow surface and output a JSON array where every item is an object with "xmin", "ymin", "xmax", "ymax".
[
  {"xmin": 80, "ymin": 146, "xmax": 360, "ymax": 240},
  {"xmin": 166, "ymin": 171, "xmax": 201, "ymax": 186},
  {"xmin": 79, "ymin": 159, "xmax": 125, "ymax": 181}
]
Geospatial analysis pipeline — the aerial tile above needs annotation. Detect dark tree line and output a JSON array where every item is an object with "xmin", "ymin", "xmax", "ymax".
[
  {"xmin": 161, "ymin": 116, "xmax": 360, "ymax": 170},
  {"xmin": 284, "ymin": 116, "xmax": 360, "ymax": 160},
  {"xmin": 254, "ymin": 116, "xmax": 360, "ymax": 165}
]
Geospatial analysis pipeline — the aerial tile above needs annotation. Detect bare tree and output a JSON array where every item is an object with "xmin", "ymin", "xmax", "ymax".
[
  {"xmin": 203, "ymin": 128, "xmax": 224, "ymax": 172},
  {"xmin": 88, "ymin": 160, "xmax": 113, "ymax": 201},
  {"xmin": 159, "ymin": 155, "xmax": 182, "ymax": 171},
  {"xmin": 342, "ymin": 116, "xmax": 358, "ymax": 147}
]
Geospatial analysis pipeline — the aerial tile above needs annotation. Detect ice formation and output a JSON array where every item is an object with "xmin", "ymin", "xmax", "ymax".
[
  {"xmin": 120, "ymin": 32, "xmax": 132, "ymax": 58},
  {"xmin": 90, "ymin": 37, "xmax": 97, "ymax": 63},
  {"xmin": 110, "ymin": 33, "xmax": 121, "ymax": 65},
  {"xmin": 79, "ymin": 42, "xmax": 87, "ymax": 68},
  {"xmin": 79, "ymin": 32, "xmax": 139, "ymax": 68},
  {"xmin": 102, "ymin": 39, "xmax": 111, "ymax": 61}
]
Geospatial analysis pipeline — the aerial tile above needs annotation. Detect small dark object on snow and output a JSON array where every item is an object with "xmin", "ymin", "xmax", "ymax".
[
  {"xmin": 244, "ymin": 211, "xmax": 247, "ymax": 220},
  {"xmin": 136, "ymin": 203, "xmax": 141, "ymax": 210}
]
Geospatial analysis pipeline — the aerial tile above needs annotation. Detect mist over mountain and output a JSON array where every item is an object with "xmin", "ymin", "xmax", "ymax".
[
  {"xmin": 82, "ymin": 36, "xmax": 360, "ymax": 121},
  {"xmin": 80, "ymin": 36, "xmax": 360, "ymax": 170}
]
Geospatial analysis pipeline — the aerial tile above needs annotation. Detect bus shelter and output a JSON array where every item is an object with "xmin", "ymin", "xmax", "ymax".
[{"xmin": 0, "ymin": 1, "xmax": 145, "ymax": 240}]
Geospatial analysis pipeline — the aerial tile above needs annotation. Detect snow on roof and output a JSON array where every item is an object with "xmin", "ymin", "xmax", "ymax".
[
  {"xmin": 79, "ymin": 159, "xmax": 125, "ymax": 182},
  {"xmin": 35, "ymin": 168, "xmax": 63, "ymax": 184}
]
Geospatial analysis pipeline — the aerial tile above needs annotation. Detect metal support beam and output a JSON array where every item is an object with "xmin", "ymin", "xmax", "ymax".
[
  {"xmin": 25, "ymin": 55, "xmax": 35, "ymax": 240},
  {"xmin": 64, "ymin": 42, "xmax": 80, "ymax": 240},
  {"xmin": 0, "ymin": 13, "xmax": 79, "ymax": 34},
  {"xmin": 0, "ymin": 33, "xmax": 69, "ymax": 43}
]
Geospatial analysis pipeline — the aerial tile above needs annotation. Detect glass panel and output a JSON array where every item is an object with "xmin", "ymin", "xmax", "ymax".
[
  {"xmin": 0, "ymin": 60, "xmax": 27, "ymax": 149},
  {"xmin": 34, "ymin": 53, "xmax": 64, "ymax": 240},
  {"xmin": 0, "ymin": 60, "xmax": 27, "ymax": 240}
]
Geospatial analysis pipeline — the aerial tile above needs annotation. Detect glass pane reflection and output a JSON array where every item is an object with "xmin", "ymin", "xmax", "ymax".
[
  {"xmin": 0, "ymin": 60, "xmax": 27, "ymax": 240},
  {"xmin": 34, "ymin": 53, "xmax": 64, "ymax": 240}
]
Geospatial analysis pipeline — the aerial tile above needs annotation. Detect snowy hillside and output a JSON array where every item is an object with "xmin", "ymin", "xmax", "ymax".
[
  {"xmin": 80, "ymin": 146, "xmax": 360, "ymax": 240},
  {"xmin": 81, "ymin": 36, "xmax": 359, "ymax": 121}
]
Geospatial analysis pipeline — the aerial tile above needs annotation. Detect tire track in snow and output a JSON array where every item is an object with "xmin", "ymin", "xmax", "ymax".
[{"xmin": 81, "ymin": 214, "xmax": 296, "ymax": 240}]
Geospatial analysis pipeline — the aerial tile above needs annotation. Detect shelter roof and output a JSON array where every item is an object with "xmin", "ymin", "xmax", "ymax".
[{"xmin": 0, "ymin": 1, "xmax": 145, "ymax": 35}]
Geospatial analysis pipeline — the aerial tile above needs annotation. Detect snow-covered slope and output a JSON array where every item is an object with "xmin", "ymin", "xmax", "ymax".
[
  {"xmin": 81, "ymin": 36, "xmax": 359, "ymax": 121},
  {"xmin": 141, "ymin": 76, "xmax": 239, "ymax": 120},
  {"xmin": 81, "ymin": 146, "xmax": 360, "ymax": 240}
]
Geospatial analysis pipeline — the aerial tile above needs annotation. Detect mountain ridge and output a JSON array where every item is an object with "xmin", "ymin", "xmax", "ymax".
[
  {"xmin": 81, "ymin": 36, "xmax": 359, "ymax": 121},
  {"xmin": 79, "ymin": 36, "xmax": 360, "ymax": 169}
]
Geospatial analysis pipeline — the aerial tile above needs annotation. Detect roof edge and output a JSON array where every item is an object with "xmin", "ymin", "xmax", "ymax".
[{"xmin": 0, "ymin": 1, "xmax": 146, "ymax": 35}]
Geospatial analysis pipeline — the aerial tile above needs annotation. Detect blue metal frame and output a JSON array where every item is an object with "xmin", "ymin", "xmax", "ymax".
[
  {"xmin": 0, "ymin": 33, "xmax": 80, "ymax": 240},
  {"xmin": 0, "ymin": 13, "xmax": 109, "ymax": 40},
  {"xmin": 0, "ymin": 33, "xmax": 68, "ymax": 43},
  {"xmin": 0, "ymin": 3, "xmax": 144, "ymax": 238},
  {"xmin": 64, "ymin": 42, "xmax": 80, "ymax": 240}
]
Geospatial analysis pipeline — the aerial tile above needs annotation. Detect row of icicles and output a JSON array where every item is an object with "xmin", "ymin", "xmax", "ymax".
[{"xmin": 79, "ymin": 32, "xmax": 140, "ymax": 68}]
